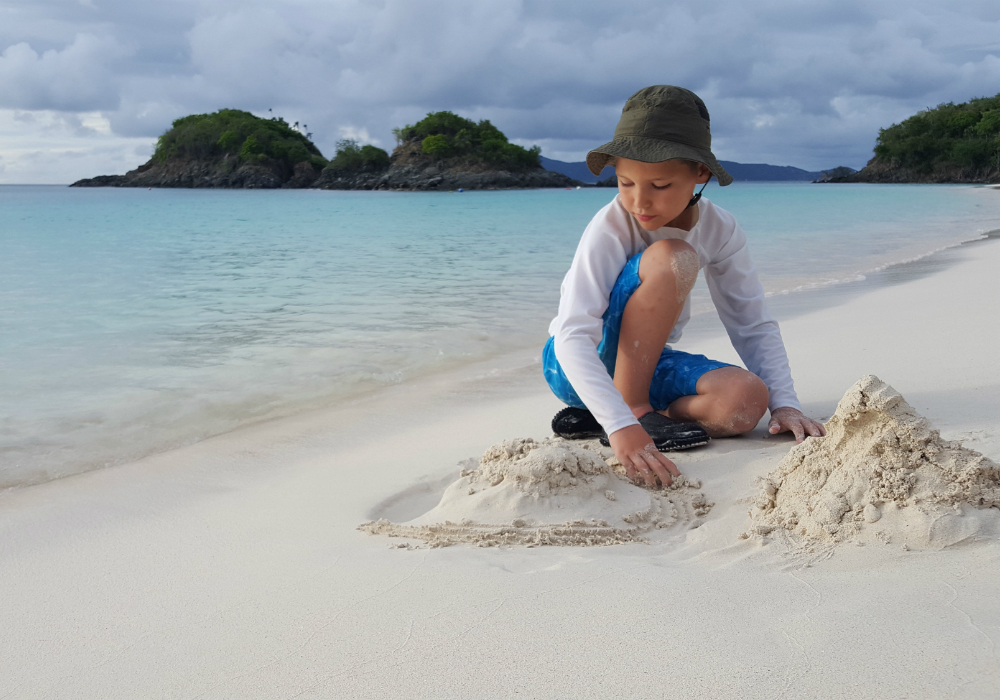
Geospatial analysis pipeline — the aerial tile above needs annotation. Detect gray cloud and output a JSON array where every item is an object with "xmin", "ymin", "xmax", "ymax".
[
  {"xmin": 1, "ymin": 0, "xmax": 999, "ymax": 180},
  {"xmin": 0, "ymin": 32, "xmax": 125, "ymax": 110}
]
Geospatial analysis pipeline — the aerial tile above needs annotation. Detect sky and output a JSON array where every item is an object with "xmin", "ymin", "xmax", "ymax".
[{"xmin": 1, "ymin": 0, "xmax": 999, "ymax": 183}]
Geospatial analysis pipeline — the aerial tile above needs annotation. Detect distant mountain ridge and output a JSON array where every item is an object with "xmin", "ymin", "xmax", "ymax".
[{"xmin": 540, "ymin": 156, "xmax": 853, "ymax": 184}]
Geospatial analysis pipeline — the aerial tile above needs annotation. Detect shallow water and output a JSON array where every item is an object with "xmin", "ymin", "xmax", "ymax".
[{"xmin": 2, "ymin": 183, "xmax": 999, "ymax": 487}]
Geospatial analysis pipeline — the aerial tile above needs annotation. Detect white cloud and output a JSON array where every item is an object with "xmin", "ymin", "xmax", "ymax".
[
  {"xmin": 337, "ymin": 125, "xmax": 379, "ymax": 146},
  {"xmin": 0, "ymin": 108, "xmax": 151, "ymax": 183}
]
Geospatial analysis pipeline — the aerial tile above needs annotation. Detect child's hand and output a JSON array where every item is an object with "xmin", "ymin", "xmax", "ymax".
[
  {"xmin": 768, "ymin": 407, "xmax": 826, "ymax": 443},
  {"xmin": 608, "ymin": 424, "xmax": 680, "ymax": 488}
]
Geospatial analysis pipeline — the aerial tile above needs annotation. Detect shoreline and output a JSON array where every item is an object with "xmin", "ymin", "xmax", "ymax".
[
  {"xmin": 2, "ymin": 228, "xmax": 1000, "ymax": 696},
  {"xmin": 5, "ymin": 221, "xmax": 997, "ymax": 494}
]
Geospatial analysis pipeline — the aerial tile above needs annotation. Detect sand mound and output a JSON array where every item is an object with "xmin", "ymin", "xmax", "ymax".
[
  {"xmin": 745, "ymin": 375, "xmax": 1000, "ymax": 550},
  {"xmin": 360, "ymin": 437, "xmax": 712, "ymax": 547}
]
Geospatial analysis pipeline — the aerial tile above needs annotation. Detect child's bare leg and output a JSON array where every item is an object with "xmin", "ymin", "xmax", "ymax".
[
  {"xmin": 614, "ymin": 239, "xmax": 699, "ymax": 418},
  {"xmin": 664, "ymin": 366, "xmax": 768, "ymax": 437}
]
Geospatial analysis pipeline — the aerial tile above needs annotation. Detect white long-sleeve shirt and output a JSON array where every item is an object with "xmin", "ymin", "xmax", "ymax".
[{"xmin": 548, "ymin": 194, "xmax": 800, "ymax": 436}]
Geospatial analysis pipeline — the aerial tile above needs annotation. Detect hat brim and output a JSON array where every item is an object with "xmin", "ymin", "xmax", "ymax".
[{"xmin": 586, "ymin": 136, "xmax": 733, "ymax": 186}]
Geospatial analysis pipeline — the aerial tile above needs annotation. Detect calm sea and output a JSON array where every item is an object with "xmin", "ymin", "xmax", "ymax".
[{"xmin": 2, "ymin": 183, "xmax": 999, "ymax": 487}]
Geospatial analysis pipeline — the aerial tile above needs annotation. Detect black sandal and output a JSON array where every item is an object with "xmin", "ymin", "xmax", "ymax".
[
  {"xmin": 551, "ymin": 406, "xmax": 604, "ymax": 440},
  {"xmin": 599, "ymin": 412, "xmax": 709, "ymax": 451}
]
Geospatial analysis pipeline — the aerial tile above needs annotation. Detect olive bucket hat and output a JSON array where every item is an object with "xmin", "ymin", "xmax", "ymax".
[{"xmin": 587, "ymin": 85, "xmax": 733, "ymax": 186}]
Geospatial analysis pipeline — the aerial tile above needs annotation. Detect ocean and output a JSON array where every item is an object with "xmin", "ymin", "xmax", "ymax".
[{"xmin": 2, "ymin": 183, "xmax": 999, "ymax": 487}]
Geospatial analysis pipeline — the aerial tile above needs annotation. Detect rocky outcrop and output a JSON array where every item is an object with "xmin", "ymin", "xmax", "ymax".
[
  {"xmin": 826, "ymin": 157, "xmax": 999, "ymax": 184},
  {"xmin": 72, "ymin": 156, "xmax": 321, "ymax": 189},
  {"xmin": 813, "ymin": 166, "xmax": 857, "ymax": 182},
  {"xmin": 316, "ymin": 142, "xmax": 579, "ymax": 191},
  {"xmin": 315, "ymin": 162, "xmax": 577, "ymax": 190},
  {"xmin": 71, "ymin": 174, "xmax": 129, "ymax": 187}
]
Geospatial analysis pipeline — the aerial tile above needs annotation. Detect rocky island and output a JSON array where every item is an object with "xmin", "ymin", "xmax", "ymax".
[
  {"xmin": 72, "ymin": 109, "xmax": 578, "ymax": 190},
  {"xmin": 317, "ymin": 110, "xmax": 576, "ymax": 190},
  {"xmin": 72, "ymin": 109, "xmax": 327, "ymax": 188},
  {"xmin": 829, "ymin": 93, "xmax": 1000, "ymax": 184}
]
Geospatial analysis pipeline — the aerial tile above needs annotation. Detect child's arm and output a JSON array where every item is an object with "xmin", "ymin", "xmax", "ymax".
[
  {"xmin": 552, "ymin": 206, "xmax": 683, "ymax": 484},
  {"xmin": 551, "ymin": 211, "xmax": 639, "ymax": 437},
  {"xmin": 703, "ymin": 216, "xmax": 824, "ymax": 442}
]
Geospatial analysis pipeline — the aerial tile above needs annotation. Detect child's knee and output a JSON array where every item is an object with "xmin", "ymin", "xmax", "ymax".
[
  {"xmin": 697, "ymin": 367, "xmax": 768, "ymax": 434},
  {"xmin": 726, "ymin": 372, "xmax": 769, "ymax": 433},
  {"xmin": 640, "ymin": 239, "xmax": 699, "ymax": 302}
]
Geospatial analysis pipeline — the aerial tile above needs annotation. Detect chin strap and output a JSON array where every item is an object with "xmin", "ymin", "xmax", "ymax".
[{"xmin": 687, "ymin": 180, "xmax": 710, "ymax": 209}]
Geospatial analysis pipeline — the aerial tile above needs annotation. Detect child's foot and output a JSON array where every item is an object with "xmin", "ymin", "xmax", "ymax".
[
  {"xmin": 551, "ymin": 406, "xmax": 604, "ymax": 439},
  {"xmin": 599, "ymin": 412, "xmax": 709, "ymax": 451}
]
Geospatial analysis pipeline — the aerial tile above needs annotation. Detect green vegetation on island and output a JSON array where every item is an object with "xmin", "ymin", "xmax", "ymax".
[
  {"xmin": 326, "ymin": 139, "xmax": 390, "ymax": 172},
  {"xmin": 72, "ymin": 107, "xmax": 573, "ymax": 190},
  {"xmin": 152, "ymin": 109, "xmax": 327, "ymax": 170},
  {"xmin": 869, "ymin": 93, "xmax": 1000, "ymax": 177},
  {"xmin": 393, "ymin": 111, "xmax": 542, "ymax": 170}
]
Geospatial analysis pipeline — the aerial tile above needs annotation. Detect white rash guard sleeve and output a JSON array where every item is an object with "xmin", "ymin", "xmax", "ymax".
[
  {"xmin": 550, "ymin": 203, "xmax": 640, "ymax": 436},
  {"xmin": 704, "ymin": 222, "xmax": 802, "ymax": 413}
]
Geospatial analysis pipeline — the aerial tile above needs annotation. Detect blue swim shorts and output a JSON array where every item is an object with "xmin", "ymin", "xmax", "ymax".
[{"xmin": 543, "ymin": 249, "xmax": 734, "ymax": 412}]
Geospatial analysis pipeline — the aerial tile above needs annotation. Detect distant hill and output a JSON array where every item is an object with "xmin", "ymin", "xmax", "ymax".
[
  {"xmin": 541, "ymin": 155, "xmax": 853, "ymax": 183},
  {"xmin": 828, "ymin": 93, "xmax": 1000, "ymax": 184},
  {"xmin": 539, "ymin": 157, "xmax": 615, "ymax": 184},
  {"xmin": 719, "ymin": 161, "xmax": 822, "ymax": 181}
]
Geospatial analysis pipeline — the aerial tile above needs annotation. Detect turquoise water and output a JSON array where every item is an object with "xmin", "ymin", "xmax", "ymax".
[{"xmin": 2, "ymin": 183, "xmax": 999, "ymax": 487}]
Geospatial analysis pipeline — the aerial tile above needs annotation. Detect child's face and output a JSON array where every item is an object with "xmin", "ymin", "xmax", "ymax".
[{"xmin": 615, "ymin": 158, "xmax": 711, "ymax": 231}]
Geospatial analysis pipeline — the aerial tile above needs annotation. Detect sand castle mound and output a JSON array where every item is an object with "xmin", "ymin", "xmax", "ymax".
[
  {"xmin": 360, "ymin": 437, "xmax": 712, "ymax": 547},
  {"xmin": 746, "ymin": 375, "xmax": 1000, "ymax": 550}
]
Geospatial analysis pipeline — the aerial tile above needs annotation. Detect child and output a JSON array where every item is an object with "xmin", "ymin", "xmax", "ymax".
[{"xmin": 544, "ymin": 85, "xmax": 825, "ymax": 489}]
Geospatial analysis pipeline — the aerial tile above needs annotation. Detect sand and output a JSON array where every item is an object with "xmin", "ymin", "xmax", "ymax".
[
  {"xmin": 3, "ymin": 233, "xmax": 1000, "ymax": 698},
  {"xmin": 360, "ymin": 437, "xmax": 711, "ymax": 546},
  {"xmin": 671, "ymin": 247, "xmax": 700, "ymax": 302},
  {"xmin": 745, "ymin": 375, "xmax": 1000, "ymax": 552}
]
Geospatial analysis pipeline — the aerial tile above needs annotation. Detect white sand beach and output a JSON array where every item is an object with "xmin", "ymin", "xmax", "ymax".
[{"xmin": 3, "ymin": 235, "xmax": 1000, "ymax": 699}]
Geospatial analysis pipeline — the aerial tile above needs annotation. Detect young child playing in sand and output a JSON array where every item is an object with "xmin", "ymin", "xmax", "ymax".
[{"xmin": 545, "ymin": 85, "xmax": 825, "ymax": 489}]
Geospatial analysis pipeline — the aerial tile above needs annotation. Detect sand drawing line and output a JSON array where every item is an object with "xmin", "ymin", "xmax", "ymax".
[{"xmin": 943, "ymin": 581, "xmax": 997, "ymax": 660}]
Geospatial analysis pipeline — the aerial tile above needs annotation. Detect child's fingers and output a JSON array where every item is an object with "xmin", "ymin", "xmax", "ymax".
[
  {"xmin": 637, "ymin": 447, "xmax": 678, "ymax": 488},
  {"xmin": 654, "ymin": 451, "xmax": 681, "ymax": 478},
  {"xmin": 643, "ymin": 455, "xmax": 673, "ymax": 488},
  {"xmin": 632, "ymin": 453, "xmax": 662, "ymax": 488},
  {"xmin": 769, "ymin": 411, "xmax": 825, "ymax": 442},
  {"xmin": 619, "ymin": 443, "xmax": 680, "ymax": 489},
  {"xmin": 621, "ymin": 459, "xmax": 640, "ymax": 484}
]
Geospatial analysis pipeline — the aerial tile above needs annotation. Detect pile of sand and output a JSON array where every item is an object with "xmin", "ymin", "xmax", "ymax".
[
  {"xmin": 745, "ymin": 375, "xmax": 1000, "ymax": 550},
  {"xmin": 360, "ymin": 437, "xmax": 712, "ymax": 547}
]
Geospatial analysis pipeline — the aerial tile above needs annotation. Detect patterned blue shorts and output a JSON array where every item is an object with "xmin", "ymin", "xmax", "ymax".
[{"xmin": 543, "ymin": 250, "xmax": 733, "ymax": 411}]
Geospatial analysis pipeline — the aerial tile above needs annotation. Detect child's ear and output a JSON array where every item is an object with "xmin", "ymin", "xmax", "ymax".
[{"xmin": 697, "ymin": 164, "xmax": 712, "ymax": 184}]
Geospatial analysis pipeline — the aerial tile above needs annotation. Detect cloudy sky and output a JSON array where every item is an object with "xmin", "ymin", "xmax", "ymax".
[{"xmin": 1, "ymin": 0, "xmax": 999, "ymax": 183}]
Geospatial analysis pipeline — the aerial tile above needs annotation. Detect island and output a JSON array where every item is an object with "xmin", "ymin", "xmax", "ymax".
[
  {"xmin": 71, "ymin": 109, "xmax": 328, "ymax": 188},
  {"xmin": 829, "ymin": 93, "xmax": 1000, "ymax": 183},
  {"xmin": 316, "ymin": 111, "xmax": 575, "ymax": 190},
  {"xmin": 71, "ymin": 109, "xmax": 578, "ymax": 190}
]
